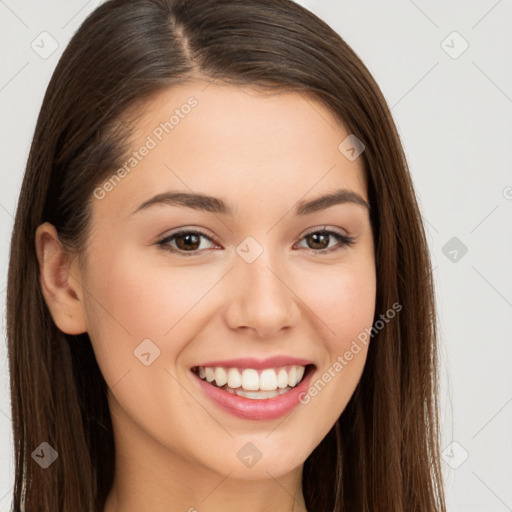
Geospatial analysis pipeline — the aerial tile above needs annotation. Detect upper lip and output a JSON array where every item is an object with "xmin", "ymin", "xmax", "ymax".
[{"xmin": 192, "ymin": 355, "xmax": 314, "ymax": 369}]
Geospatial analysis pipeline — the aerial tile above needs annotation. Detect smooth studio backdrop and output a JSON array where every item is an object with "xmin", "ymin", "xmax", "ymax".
[{"xmin": 0, "ymin": 1, "xmax": 511, "ymax": 511}]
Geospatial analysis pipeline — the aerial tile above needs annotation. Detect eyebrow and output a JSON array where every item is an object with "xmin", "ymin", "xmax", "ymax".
[{"xmin": 130, "ymin": 188, "xmax": 370, "ymax": 217}]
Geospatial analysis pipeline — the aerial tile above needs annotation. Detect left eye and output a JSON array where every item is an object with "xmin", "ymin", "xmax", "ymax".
[
  {"xmin": 295, "ymin": 228, "xmax": 355, "ymax": 253},
  {"xmin": 157, "ymin": 228, "xmax": 355, "ymax": 256}
]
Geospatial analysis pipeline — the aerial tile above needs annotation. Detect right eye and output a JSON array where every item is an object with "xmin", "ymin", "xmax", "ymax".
[{"xmin": 157, "ymin": 229, "xmax": 220, "ymax": 256}]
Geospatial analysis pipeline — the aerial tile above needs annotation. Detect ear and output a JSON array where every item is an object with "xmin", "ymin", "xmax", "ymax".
[{"xmin": 35, "ymin": 222, "xmax": 87, "ymax": 335}]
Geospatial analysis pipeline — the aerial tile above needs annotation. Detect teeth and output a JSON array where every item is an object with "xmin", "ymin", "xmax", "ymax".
[
  {"xmin": 204, "ymin": 367, "xmax": 215, "ymax": 383},
  {"xmin": 227, "ymin": 367, "xmax": 242, "ymax": 388},
  {"xmin": 241, "ymin": 369, "xmax": 259, "ymax": 390},
  {"xmin": 195, "ymin": 364, "xmax": 308, "ymax": 392},
  {"xmin": 259, "ymin": 369, "xmax": 277, "ymax": 391},
  {"xmin": 295, "ymin": 365, "xmax": 305, "ymax": 383},
  {"xmin": 214, "ymin": 367, "xmax": 227, "ymax": 387},
  {"xmin": 288, "ymin": 366, "xmax": 297, "ymax": 387},
  {"xmin": 276, "ymin": 368, "xmax": 289, "ymax": 389}
]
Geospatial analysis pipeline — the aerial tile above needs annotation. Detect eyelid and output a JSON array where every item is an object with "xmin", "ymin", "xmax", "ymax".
[{"xmin": 299, "ymin": 225, "xmax": 350, "ymax": 239}]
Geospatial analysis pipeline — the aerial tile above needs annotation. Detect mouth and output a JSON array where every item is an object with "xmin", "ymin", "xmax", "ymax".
[
  {"xmin": 191, "ymin": 363, "xmax": 314, "ymax": 399},
  {"xmin": 190, "ymin": 361, "xmax": 316, "ymax": 420}
]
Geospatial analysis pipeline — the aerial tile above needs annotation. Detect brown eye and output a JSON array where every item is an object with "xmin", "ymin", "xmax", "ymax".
[
  {"xmin": 296, "ymin": 229, "xmax": 355, "ymax": 253},
  {"xmin": 158, "ymin": 230, "xmax": 217, "ymax": 256},
  {"xmin": 174, "ymin": 232, "xmax": 201, "ymax": 251},
  {"xmin": 305, "ymin": 232, "xmax": 330, "ymax": 250}
]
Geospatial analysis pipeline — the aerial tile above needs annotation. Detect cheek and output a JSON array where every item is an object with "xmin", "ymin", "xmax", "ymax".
[
  {"xmin": 294, "ymin": 260, "xmax": 376, "ymax": 420},
  {"xmin": 80, "ymin": 245, "xmax": 186, "ymax": 387},
  {"xmin": 300, "ymin": 258, "xmax": 377, "ymax": 348},
  {"xmin": 81, "ymin": 242, "xmax": 232, "ymax": 388},
  {"xmin": 80, "ymin": 248, "xmax": 204, "ymax": 434},
  {"xmin": 84, "ymin": 245, "xmax": 202, "ymax": 338}
]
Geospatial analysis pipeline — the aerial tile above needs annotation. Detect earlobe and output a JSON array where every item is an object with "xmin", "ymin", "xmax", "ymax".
[{"xmin": 35, "ymin": 222, "xmax": 88, "ymax": 335}]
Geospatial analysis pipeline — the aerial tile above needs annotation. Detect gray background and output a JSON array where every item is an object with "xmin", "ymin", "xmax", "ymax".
[{"xmin": 1, "ymin": 1, "xmax": 511, "ymax": 510}]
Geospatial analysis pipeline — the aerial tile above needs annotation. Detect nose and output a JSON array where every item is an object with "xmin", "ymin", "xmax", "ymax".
[{"xmin": 223, "ymin": 250, "xmax": 301, "ymax": 338}]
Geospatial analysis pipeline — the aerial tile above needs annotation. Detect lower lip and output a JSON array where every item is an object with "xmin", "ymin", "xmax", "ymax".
[{"xmin": 192, "ymin": 366, "xmax": 315, "ymax": 420}]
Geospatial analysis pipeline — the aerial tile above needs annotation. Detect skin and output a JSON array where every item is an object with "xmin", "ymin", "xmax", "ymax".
[{"xmin": 36, "ymin": 80, "xmax": 376, "ymax": 512}]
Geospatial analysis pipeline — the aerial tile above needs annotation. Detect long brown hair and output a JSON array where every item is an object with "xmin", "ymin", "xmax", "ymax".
[{"xmin": 6, "ymin": 0, "xmax": 446, "ymax": 510}]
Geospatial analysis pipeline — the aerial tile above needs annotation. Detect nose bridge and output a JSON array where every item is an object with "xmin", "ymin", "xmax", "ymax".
[{"xmin": 224, "ymin": 236, "xmax": 299, "ymax": 336}]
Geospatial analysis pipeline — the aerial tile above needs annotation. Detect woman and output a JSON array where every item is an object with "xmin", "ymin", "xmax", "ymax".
[{"xmin": 6, "ymin": 0, "xmax": 446, "ymax": 510}]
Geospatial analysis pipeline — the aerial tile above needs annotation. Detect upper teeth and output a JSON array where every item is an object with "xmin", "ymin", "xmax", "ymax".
[{"xmin": 197, "ymin": 365, "xmax": 306, "ymax": 391}]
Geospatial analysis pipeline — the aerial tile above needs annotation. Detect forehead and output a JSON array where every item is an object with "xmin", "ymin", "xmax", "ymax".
[{"xmin": 94, "ymin": 80, "xmax": 368, "ymax": 219}]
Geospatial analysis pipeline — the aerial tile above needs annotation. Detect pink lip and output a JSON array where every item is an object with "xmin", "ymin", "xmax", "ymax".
[
  {"xmin": 192, "ymin": 364, "xmax": 315, "ymax": 420},
  {"xmin": 193, "ymin": 355, "xmax": 313, "ymax": 369}
]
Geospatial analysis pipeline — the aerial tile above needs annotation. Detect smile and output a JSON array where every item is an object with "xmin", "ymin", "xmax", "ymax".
[
  {"xmin": 190, "ymin": 357, "xmax": 316, "ymax": 420},
  {"xmin": 192, "ymin": 365, "xmax": 307, "ymax": 398}
]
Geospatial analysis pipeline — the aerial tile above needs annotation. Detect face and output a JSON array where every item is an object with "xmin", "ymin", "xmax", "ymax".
[{"xmin": 67, "ymin": 81, "xmax": 376, "ymax": 481}]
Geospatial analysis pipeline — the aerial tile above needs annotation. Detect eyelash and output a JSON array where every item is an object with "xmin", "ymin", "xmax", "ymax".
[{"xmin": 156, "ymin": 227, "xmax": 355, "ymax": 257}]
